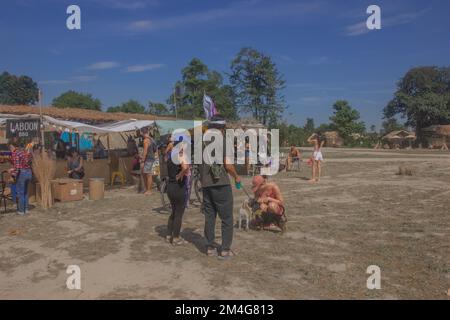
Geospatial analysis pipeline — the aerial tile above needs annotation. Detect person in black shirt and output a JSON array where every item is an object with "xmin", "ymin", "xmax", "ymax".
[
  {"xmin": 166, "ymin": 140, "xmax": 190, "ymax": 245},
  {"xmin": 200, "ymin": 115, "xmax": 241, "ymax": 260}
]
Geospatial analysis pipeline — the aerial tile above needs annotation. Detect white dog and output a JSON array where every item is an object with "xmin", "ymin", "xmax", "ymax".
[{"xmin": 238, "ymin": 200, "xmax": 252, "ymax": 231}]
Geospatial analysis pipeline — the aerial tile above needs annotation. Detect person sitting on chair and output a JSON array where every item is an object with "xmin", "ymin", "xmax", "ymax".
[
  {"xmin": 67, "ymin": 148, "xmax": 85, "ymax": 180},
  {"xmin": 286, "ymin": 144, "xmax": 301, "ymax": 171}
]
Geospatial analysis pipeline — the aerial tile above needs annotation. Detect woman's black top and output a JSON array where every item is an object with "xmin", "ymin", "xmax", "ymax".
[{"xmin": 167, "ymin": 153, "xmax": 186, "ymax": 185}]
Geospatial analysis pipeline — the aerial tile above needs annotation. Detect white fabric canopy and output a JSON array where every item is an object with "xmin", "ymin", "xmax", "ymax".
[
  {"xmin": 43, "ymin": 116, "xmax": 155, "ymax": 134},
  {"xmin": 0, "ymin": 114, "xmax": 196, "ymax": 135},
  {"xmin": 43, "ymin": 116, "xmax": 112, "ymax": 134},
  {"xmin": 97, "ymin": 119, "xmax": 155, "ymax": 133}
]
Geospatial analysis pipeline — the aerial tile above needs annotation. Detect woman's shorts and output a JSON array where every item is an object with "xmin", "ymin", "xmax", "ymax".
[{"xmin": 313, "ymin": 151, "xmax": 323, "ymax": 161}]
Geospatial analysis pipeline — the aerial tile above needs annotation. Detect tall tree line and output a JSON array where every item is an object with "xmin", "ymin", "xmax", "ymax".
[{"xmin": 2, "ymin": 58, "xmax": 449, "ymax": 146}]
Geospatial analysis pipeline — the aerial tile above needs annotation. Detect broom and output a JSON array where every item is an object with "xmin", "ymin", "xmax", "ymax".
[{"xmin": 32, "ymin": 150, "xmax": 56, "ymax": 209}]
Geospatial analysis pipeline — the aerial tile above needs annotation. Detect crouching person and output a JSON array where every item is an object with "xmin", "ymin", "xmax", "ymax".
[{"xmin": 250, "ymin": 176, "xmax": 287, "ymax": 233}]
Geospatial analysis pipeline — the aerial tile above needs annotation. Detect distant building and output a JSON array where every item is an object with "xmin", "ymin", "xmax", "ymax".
[
  {"xmin": 323, "ymin": 131, "xmax": 344, "ymax": 147},
  {"xmin": 382, "ymin": 130, "xmax": 416, "ymax": 149},
  {"xmin": 422, "ymin": 125, "xmax": 450, "ymax": 149}
]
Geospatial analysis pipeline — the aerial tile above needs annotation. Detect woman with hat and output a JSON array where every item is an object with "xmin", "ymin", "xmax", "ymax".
[{"xmin": 165, "ymin": 137, "xmax": 190, "ymax": 245}]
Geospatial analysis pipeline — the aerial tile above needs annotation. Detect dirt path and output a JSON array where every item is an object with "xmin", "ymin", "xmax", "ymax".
[{"xmin": 0, "ymin": 149, "xmax": 449, "ymax": 299}]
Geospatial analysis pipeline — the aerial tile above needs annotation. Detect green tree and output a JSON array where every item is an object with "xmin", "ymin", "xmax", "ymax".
[
  {"xmin": 230, "ymin": 47, "xmax": 285, "ymax": 126},
  {"xmin": 278, "ymin": 121, "xmax": 310, "ymax": 147},
  {"xmin": 107, "ymin": 100, "xmax": 146, "ymax": 113},
  {"xmin": 168, "ymin": 58, "xmax": 237, "ymax": 120},
  {"xmin": 316, "ymin": 123, "xmax": 333, "ymax": 133},
  {"xmin": 381, "ymin": 118, "xmax": 405, "ymax": 134},
  {"xmin": 329, "ymin": 100, "xmax": 366, "ymax": 141},
  {"xmin": 383, "ymin": 66, "xmax": 450, "ymax": 144},
  {"xmin": 303, "ymin": 118, "xmax": 315, "ymax": 134},
  {"xmin": 148, "ymin": 101, "xmax": 170, "ymax": 116},
  {"xmin": 0, "ymin": 71, "xmax": 39, "ymax": 105},
  {"xmin": 53, "ymin": 90, "xmax": 101, "ymax": 110}
]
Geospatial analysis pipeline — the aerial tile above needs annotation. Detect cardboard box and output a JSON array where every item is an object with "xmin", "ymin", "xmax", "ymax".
[{"xmin": 51, "ymin": 179, "xmax": 84, "ymax": 202}]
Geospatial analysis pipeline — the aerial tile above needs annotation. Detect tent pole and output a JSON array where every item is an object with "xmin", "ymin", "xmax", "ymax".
[
  {"xmin": 77, "ymin": 132, "xmax": 80, "ymax": 153},
  {"xmin": 39, "ymin": 89, "xmax": 45, "ymax": 150}
]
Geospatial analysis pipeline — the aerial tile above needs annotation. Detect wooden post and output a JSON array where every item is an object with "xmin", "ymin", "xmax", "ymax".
[{"xmin": 39, "ymin": 89, "xmax": 45, "ymax": 150}]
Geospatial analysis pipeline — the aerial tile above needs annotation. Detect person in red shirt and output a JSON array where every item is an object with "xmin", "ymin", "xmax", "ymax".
[{"xmin": 9, "ymin": 141, "xmax": 33, "ymax": 215}]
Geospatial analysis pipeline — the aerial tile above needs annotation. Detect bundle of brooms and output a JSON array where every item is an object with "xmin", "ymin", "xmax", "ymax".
[{"xmin": 32, "ymin": 150, "xmax": 56, "ymax": 209}]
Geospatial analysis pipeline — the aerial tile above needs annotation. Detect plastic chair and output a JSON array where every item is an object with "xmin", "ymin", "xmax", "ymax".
[
  {"xmin": 109, "ymin": 151, "xmax": 125, "ymax": 186},
  {"xmin": 290, "ymin": 157, "xmax": 301, "ymax": 171}
]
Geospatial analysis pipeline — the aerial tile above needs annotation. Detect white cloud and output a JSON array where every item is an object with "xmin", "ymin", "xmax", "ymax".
[
  {"xmin": 124, "ymin": 1, "xmax": 324, "ymax": 33},
  {"xmin": 345, "ymin": 8, "xmax": 430, "ymax": 36},
  {"xmin": 276, "ymin": 55, "xmax": 296, "ymax": 64},
  {"xmin": 301, "ymin": 96, "xmax": 325, "ymax": 103},
  {"xmin": 49, "ymin": 48, "xmax": 62, "ymax": 55},
  {"xmin": 86, "ymin": 61, "xmax": 120, "ymax": 70},
  {"xmin": 126, "ymin": 20, "xmax": 155, "ymax": 32},
  {"xmin": 308, "ymin": 56, "xmax": 336, "ymax": 66},
  {"xmin": 72, "ymin": 75, "xmax": 98, "ymax": 82},
  {"xmin": 125, "ymin": 64, "xmax": 164, "ymax": 73},
  {"xmin": 39, "ymin": 75, "xmax": 97, "ymax": 85},
  {"xmin": 39, "ymin": 79, "xmax": 71, "ymax": 85},
  {"xmin": 96, "ymin": 0, "xmax": 158, "ymax": 10},
  {"xmin": 345, "ymin": 22, "xmax": 369, "ymax": 36}
]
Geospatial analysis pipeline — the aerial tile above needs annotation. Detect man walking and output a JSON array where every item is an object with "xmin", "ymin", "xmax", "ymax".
[{"xmin": 200, "ymin": 115, "xmax": 241, "ymax": 260}]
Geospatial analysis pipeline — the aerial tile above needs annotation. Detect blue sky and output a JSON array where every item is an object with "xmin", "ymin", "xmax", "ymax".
[{"xmin": 1, "ymin": 0, "xmax": 449, "ymax": 128}]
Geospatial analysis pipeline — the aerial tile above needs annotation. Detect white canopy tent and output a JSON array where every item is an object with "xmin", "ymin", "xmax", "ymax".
[
  {"xmin": 0, "ymin": 114, "xmax": 156, "ymax": 134},
  {"xmin": 43, "ymin": 116, "xmax": 156, "ymax": 134},
  {"xmin": 96, "ymin": 119, "xmax": 156, "ymax": 133},
  {"xmin": 0, "ymin": 113, "xmax": 200, "ymax": 150}
]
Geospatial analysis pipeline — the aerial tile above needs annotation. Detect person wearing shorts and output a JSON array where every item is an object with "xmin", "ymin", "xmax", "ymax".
[
  {"xmin": 286, "ymin": 144, "xmax": 301, "ymax": 171},
  {"xmin": 141, "ymin": 128, "xmax": 158, "ymax": 195},
  {"xmin": 313, "ymin": 149, "xmax": 323, "ymax": 162},
  {"xmin": 307, "ymin": 133, "xmax": 325, "ymax": 183}
]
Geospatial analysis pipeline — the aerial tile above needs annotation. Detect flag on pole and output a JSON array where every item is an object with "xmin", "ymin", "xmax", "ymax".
[{"xmin": 203, "ymin": 93, "xmax": 217, "ymax": 120}]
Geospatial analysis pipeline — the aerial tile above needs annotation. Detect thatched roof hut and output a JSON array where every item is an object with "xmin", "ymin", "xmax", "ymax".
[
  {"xmin": 382, "ymin": 130, "xmax": 416, "ymax": 141},
  {"xmin": 0, "ymin": 105, "xmax": 175, "ymax": 124},
  {"xmin": 422, "ymin": 125, "xmax": 450, "ymax": 148},
  {"xmin": 382, "ymin": 130, "xmax": 416, "ymax": 149},
  {"xmin": 323, "ymin": 131, "xmax": 344, "ymax": 147},
  {"xmin": 228, "ymin": 118, "xmax": 266, "ymax": 131}
]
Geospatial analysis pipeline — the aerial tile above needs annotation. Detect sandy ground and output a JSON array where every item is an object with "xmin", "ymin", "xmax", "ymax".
[{"xmin": 0, "ymin": 148, "xmax": 449, "ymax": 300}]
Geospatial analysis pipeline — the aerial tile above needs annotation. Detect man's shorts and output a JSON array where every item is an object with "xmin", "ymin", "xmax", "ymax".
[{"xmin": 143, "ymin": 160, "xmax": 154, "ymax": 174}]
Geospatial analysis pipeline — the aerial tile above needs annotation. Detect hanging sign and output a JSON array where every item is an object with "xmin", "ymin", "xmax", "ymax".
[{"xmin": 6, "ymin": 118, "xmax": 41, "ymax": 139}]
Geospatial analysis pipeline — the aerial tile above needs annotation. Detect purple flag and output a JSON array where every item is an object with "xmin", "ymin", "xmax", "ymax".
[{"xmin": 203, "ymin": 94, "xmax": 217, "ymax": 120}]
